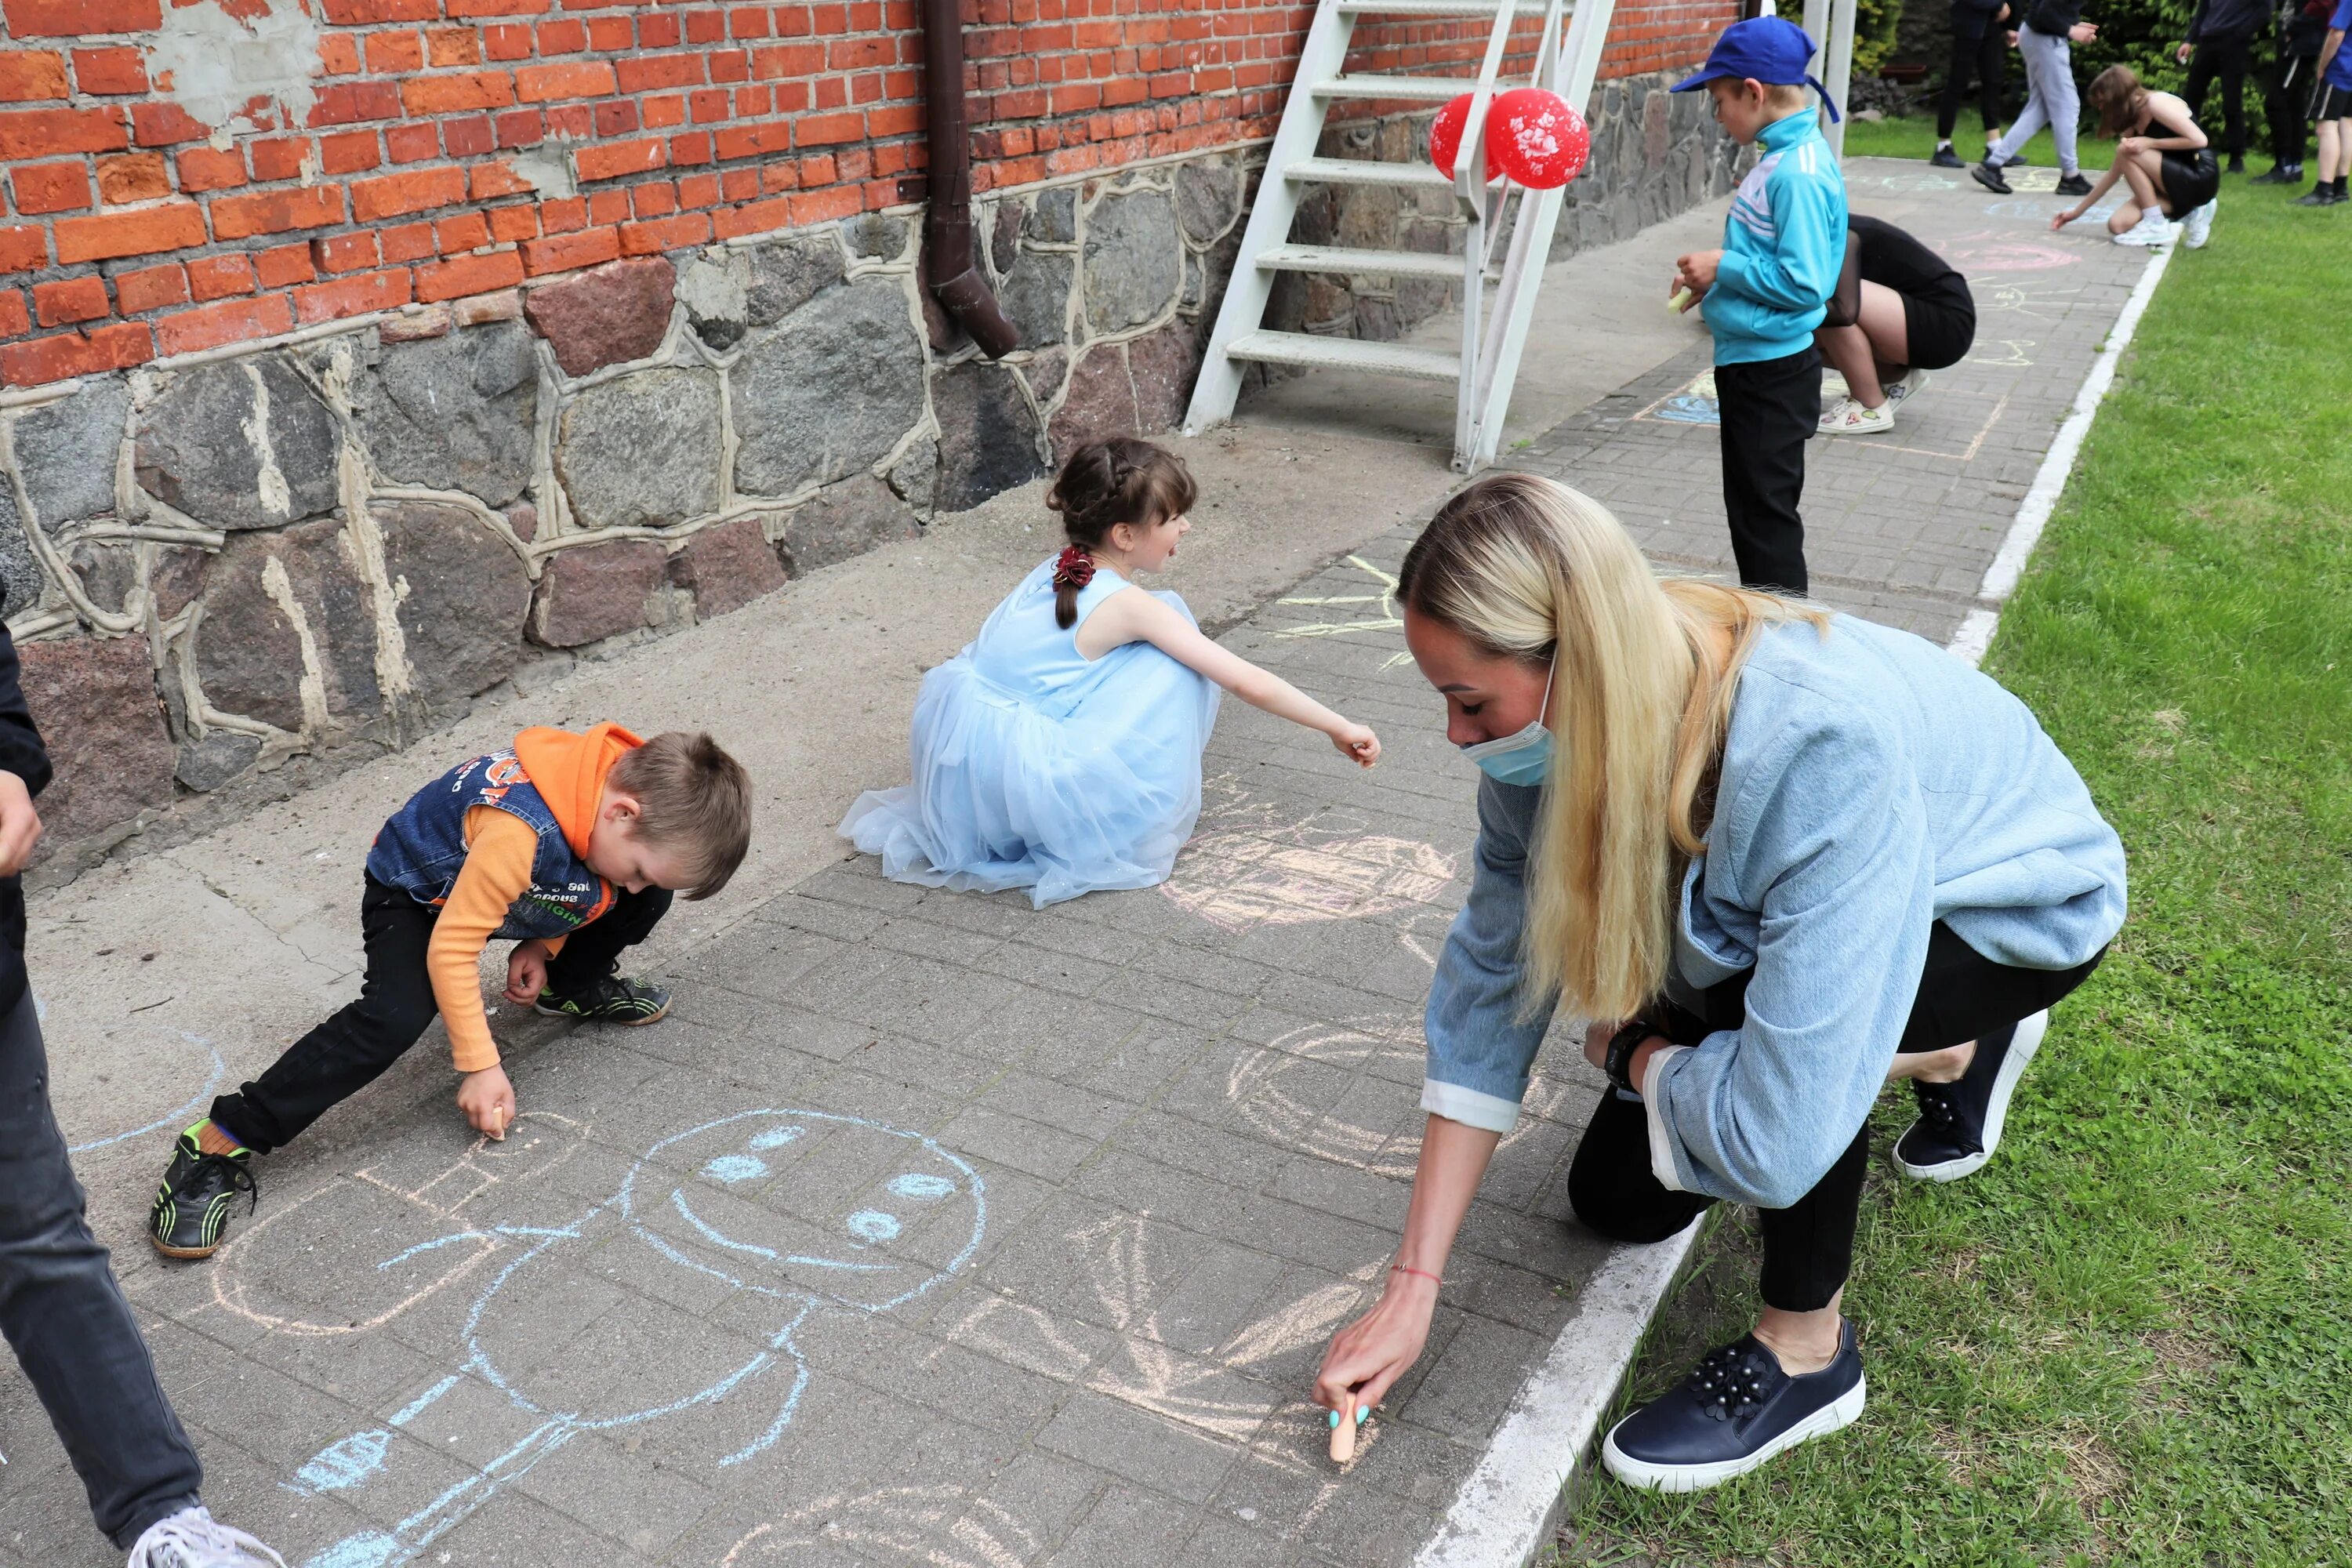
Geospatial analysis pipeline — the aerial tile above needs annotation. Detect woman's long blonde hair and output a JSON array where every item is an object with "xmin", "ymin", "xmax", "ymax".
[{"xmin": 1397, "ymin": 473, "xmax": 1827, "ymax": 1020}]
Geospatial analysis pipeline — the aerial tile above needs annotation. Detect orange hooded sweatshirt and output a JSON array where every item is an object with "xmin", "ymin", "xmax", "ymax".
[{"xmin": 427, "ymin": 723, "xmax": 641, "ymax": 1074}]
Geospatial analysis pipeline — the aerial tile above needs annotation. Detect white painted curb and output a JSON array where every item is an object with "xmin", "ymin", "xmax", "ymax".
[
  {"xmin": 1947, "ymin": 241, "xmax": 2175, "ymax": 665},
  {"xmin": 1415, "ymin": 1225, "xmax": 1701, "ymax": 1568},
  {"xmin": 1419, "ymin": 236, "xmax": 2178, "ymax": 1568}
]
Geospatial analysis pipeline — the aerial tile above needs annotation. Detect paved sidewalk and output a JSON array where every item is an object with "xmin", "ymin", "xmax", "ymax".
[{"xmin": 0, "ymin": 158, "xmax": 2158, "ymax": 1568}]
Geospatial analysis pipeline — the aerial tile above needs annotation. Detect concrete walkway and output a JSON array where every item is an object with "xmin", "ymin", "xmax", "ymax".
[{"xmin": 0, "ymin": 160, "xmax": 2156, "ymax": 1567}]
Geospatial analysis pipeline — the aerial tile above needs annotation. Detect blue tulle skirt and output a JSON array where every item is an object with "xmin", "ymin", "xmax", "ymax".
[{"xmin": 840, "ymin": 638, "xmax": 1220, "ymax": 908}]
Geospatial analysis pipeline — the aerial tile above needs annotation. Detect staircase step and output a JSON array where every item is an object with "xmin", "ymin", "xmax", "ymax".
[
  {"xmin": 1284, "ymin": 156, "xmax": 1508, "ymax": 190},
  {"xmin": 1226, "ymin": 330, "xmax": 1461, "ymax": 382},
  {"xmin": 1258, "ymin": 243, "xmax": 1463, "ymax": 279},
  {"xmin": 1335, "ymin": 0, "xmax": 1551, "ymax": 13},
  {"xmin": 1312, "ymin": 74, "xmax": 1481, "ymax": 103}
]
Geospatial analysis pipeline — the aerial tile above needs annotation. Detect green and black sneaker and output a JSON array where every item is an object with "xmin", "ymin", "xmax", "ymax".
[
  {"xmin": 535, "ymin": 975, "xmax": 670, "ymax": 1025},
  {"xmin": 149, "ymin": 1129, "xmax": 257, "ymax": 1260}
]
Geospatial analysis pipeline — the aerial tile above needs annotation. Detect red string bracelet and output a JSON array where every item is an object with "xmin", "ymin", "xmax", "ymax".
[{"xmin": 1389, "ymin": 1262, "xmax": 1441, "ymax": 1287}]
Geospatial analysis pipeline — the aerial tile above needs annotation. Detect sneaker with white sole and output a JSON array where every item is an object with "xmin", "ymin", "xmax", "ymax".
[
  {"xmin": 1893, "ymin": 1010, "xmax": 2049, "ymax": 1181},
  {"xmin": 126, "ymin": 1507, "xmax": 286, "ymax": 1568},
  {"xmin": 2113, "ymin": 212, "xmax": 2179, "ymax": 247},
  {"xmin": 1602, "ymin": 1319, "xmax": 1867, "ymax": 1492},
  {"xmin": 1817, "ymin": 397, "xmax": 1894, "ymax": 436},
  {"xmin": 2181, "ymin": 200, "xmax": 2216, "ymax": 249},
  {"xmin": 1884, "ymin": 367, "xmax": 1931, "ymax": 407}
]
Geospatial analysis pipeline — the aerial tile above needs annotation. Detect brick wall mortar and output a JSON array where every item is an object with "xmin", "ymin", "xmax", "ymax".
[{"xmin": 0, "ymin": 0, "xmax": 1737, "ymax": 386}]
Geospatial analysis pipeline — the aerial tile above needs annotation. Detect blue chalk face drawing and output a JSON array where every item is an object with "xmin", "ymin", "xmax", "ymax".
[{"xmin": 285, "ymin": 1109, "xmax": 985, "ymax": 1568}]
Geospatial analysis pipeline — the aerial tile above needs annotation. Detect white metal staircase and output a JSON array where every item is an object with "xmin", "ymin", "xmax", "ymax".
[{"xmin": 1181, "ymin": 0, "xmax": 1620, "ymax": 474}]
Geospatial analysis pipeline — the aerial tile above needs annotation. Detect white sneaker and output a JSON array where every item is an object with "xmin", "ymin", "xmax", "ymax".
[
  {"xmin": 2182, "ymin": 199, "xmax": 2217, "ymax": 249},
  {"xmin": 2112, "ymin": 212, "xmax": 2179, "ymax": 247},
  {"xmin": 1884, "ymin": 367, "xmax": 1931, "ymax": 407},
  {"xmin": 1817, "ymin": 397, "xmax": 1894, "ymax": 436},
  {"xmin": 126, "ymin": 1508, "xmax": 285, "ymax": 1568}
]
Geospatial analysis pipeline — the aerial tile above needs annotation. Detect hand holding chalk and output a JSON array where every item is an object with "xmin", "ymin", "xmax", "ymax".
[
  {"xmin": 1327, "ymin": 1399, "xmax": 1367, "ymax": 1465},
  {"xmin": 1668, "ymin": 285, "xmax": 1695, "ymax": 314}
]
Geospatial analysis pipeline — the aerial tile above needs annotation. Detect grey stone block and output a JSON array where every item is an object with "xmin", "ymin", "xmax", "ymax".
[
  {"xmin": 351, "ymin": 320, "xmax": 537, "ymax": 509},
  {"xmin": 136, "ymin": 358, "xmax": 339, "ymax": 531},
  {"xmin": 14, "ymin": 372, "xmax": 128, "ymax": 528},
  {"xmin": 1083, "ymin": 187, "xmax": 1183, "ymax": 336},
  {"xmin": 375, "ymin": 497, "xmax": 532, "ymax": 710},
  {"xmin": 731, "ymin": 279, "xmax": 927, "ymax": 499},
  {"xmin": 555, "ymin": 366, "xmax": 722, "ymax": 531}
]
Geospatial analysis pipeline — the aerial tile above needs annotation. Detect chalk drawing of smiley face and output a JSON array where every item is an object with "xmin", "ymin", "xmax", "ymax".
[{"xmin": 622, "ymin": 1108, "xmax": 987, "ymax": 1315}]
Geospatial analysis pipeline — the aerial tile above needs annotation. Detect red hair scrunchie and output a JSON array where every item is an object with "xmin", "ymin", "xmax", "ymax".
[{"xmin": 1052, "ymin": 545, "xmax": 1097, "ymax": 590}]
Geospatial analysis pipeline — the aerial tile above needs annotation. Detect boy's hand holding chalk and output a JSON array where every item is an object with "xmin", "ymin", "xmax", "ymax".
[{"xmin": 1668, "ymin": 285, "xmax": 1695, "ymax": 314}]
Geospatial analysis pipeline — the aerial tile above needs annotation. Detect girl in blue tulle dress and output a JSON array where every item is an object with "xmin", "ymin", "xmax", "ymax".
[{"xmin": 840, "ymin": 438, "xmax": 1381, "ymax": 907}]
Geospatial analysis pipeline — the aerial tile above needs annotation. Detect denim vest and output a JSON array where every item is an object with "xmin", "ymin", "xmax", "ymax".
[{"xmin": 365, "ymin": 751, "xmax": 615, "ymax": 939}]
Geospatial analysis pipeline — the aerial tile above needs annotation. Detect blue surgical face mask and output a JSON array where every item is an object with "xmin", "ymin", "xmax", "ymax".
[{"xmin": 1459, "ymin": 658, "xmax": 1555, "ymax": 786}]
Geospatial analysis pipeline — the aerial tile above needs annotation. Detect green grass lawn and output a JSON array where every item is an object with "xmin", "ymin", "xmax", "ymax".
[
  {"xmin": 1551, "ymin": 143, "xmax": 2352, "ymax": 1566},
  {"xmin": 1841, "ymin": 112, "xmax": 2115, "ymax": 171}
]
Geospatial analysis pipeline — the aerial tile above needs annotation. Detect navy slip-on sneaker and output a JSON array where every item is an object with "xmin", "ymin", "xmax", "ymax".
[
  {"xmin": 1602, "ymin": 1319, "xmax": 1865, "ymax": 1491},
  {"xmin": 1894, "ymin": 1009, "xmax": 2048, "ymax": 1182},
  {"xmin": 1970, "ymin": 162, "xmax": 2013, "ymax": 196}
]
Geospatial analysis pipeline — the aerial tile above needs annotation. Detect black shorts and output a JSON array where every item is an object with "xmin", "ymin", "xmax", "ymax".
[
  {"xmin": 2161, "ymin": 148, "xmax": 2220, "ymax": 212},
  {"xmin": 2314, "ymin": 82, "xmax": 2352, "ymax": 122},
  {"xmin": 1900, "ymin": 296, "xmax": 1975, "ymax": 372}
]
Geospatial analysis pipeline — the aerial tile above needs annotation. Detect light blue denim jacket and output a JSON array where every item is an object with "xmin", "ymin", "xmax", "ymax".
[{"xmin": 1421, "ymin": 615, "xmax": 2127, "ymax": 1209}]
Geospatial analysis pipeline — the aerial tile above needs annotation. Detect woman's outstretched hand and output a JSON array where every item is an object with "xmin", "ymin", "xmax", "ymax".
[
  {"xmin": 1314, "ymin": 1272, "xmax": 1438, "ymax": 1418},
  {"xmin": 1333, "ymin": 722, "xmax": 1381, "ymax": 768}
]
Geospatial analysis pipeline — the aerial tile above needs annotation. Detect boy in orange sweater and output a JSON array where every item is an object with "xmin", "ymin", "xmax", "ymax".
[{"xmin": 149, "ymin": 724, "xmax": 752, "ymax": 1258}]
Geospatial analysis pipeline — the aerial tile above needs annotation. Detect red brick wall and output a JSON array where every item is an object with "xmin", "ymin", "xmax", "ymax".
[{"xmin": 0, "ymin": 0, "xmax": 1733, "ymax": 389}]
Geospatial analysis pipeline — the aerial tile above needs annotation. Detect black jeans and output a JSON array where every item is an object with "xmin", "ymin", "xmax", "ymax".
[
  {"xmin": 1715, "ymin": 347, "xmax": 1820, "ymax": 596},
  {"xmin": 1568, "ymin": 922, "xmax": 2107, "ymax": 1312},
  {"xmin": 1937, "ymin": 27, "xmax": 2007, "ymax": 140},
  {"xmin": 2260, "ymin": 49, "xmax": 2305, "ymax": 165},
  {"xmin": 2184, "ymin": 36, "xmax": 2254, "ymax": 161},
  {"xmin": 211, "ymin": 877, "xmax": 673, "ymax": 1153},
  {"xmin": 0, "ymin": 992, "xmax": 205, "ymax": 1547}
]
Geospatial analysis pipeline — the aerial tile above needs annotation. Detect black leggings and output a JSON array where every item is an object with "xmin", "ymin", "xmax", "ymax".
[
  {"xmin": 1938, "ymin": 27, "xmax": 2007, "ymax": 140},
  {"xmin": 212, "ymin": 876, "xmax": 673, "ymax": 1152},
  {"xmin": 1568, "ymin": 921, "xmax": 2106, "ymax": 1312}
]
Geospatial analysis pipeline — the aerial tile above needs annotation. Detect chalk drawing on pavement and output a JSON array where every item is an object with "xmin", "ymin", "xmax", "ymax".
[
  {"xmin": 1272, "ymin": 554, "xmax": 1416, "ymax": 670},
  {"xmin": 285, "ymin": 1108, "xmax": 985, "ymax": 1568},
  {"xmin": 1162, "ymin": 778, "xmax": 1458, "ymax": 935},
  {"xmin": 46, "ymin": 1022, "xmax": 226, "ymax": 1156},
  {"xmin": 724, "ymin": 1486, "xmax": 1039, "ymax": 1568}
]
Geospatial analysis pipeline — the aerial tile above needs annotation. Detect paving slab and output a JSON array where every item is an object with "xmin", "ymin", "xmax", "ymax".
[{"xmin": 0, "ymin": 159, "xmax": 2158, "ymax": 1567}]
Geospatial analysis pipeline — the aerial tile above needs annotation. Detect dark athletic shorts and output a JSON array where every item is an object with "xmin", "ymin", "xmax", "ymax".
[
  {"xmin": 1900, "ymin": 296, "xmax": 1975, "ymax": 372},
  {"xmin": 2314, "ymin": 82, "xmax": 2352, "ymax": 123},
  {"xmin": 2161, "ymin": 148, "xmax": 2221, "ymax": 212}
]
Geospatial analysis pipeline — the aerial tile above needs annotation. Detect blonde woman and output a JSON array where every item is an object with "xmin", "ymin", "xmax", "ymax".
[{"xmin": 1312, "ymin": 474, "xmax": 2125, "ymax": 1490}]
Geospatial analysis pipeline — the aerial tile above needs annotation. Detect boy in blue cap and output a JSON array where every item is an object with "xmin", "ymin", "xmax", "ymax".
[{"xmin": 1669, "ymin": 15, "xmax": 1849, "ymax": 595}]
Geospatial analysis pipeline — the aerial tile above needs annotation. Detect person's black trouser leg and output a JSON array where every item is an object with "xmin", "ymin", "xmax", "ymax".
[
  {"xmin": 2259, "ymin": 50, "xmax": 2302, "ymax": 166},
  {"xmin": 1714, "ymin": 347, "xmax": 1818, "ymax": 596},
  {"xmin": 1567, "ymin": 922, "xmax": 2107, "ymax": 1313},
  {"xmin": 210, "ymin": 877, "xmax": 441, "ymax": 1154},
  {"xmin": 0, "ymin": 993, "xmax": 205, "ymax": 1548},
  {"xmin": 541, "ymin": 887, "xmax": 671, "ymax": 996},
  {"xmin": 1937, "ymin": 31, "xmax": 1976, "ymax": 140},
  {"xmin": 2186, "ymin": 41, "xmax": 2252, "ymax": 162},
  {"xmin": 1939, "ymin": 29, "xmax": 2005, "ymax": 140},
  {"xmin": 1975, "ymin": 27, "xmax": 2005, "ymax": 136}
]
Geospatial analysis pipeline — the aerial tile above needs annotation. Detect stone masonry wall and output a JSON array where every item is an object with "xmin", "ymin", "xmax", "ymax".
[
  {"xmin": 0, "ymin": 0, "xmax": 1740, "ymax": 389},
  {"xmin": 2, "ymin": 70, "xmax": 1729, "ymax": 876}
]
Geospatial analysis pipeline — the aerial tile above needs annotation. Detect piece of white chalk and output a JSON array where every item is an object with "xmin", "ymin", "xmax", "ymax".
[{"xmin": 1668, "ymin": 286, "xmax": 1695, "ymax": 314}]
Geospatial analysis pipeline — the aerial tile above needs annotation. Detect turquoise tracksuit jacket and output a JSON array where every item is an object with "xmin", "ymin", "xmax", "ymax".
[{"xmin": 1705, "ymin": 111, "xmax": 1848, "ymax": 365}]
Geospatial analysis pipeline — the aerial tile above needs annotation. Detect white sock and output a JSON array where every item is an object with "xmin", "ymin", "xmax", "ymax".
[{"xmin": 1936, "ymin": 138, "xmax": 1952, "ymax": 150}]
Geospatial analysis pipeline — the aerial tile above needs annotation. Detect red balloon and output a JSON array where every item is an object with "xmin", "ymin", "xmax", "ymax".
[
  {"xmin": 1488, "ymin": 87, "xmax": 1590, "ymax": 190},
  {"xmin": 1429, "ymin": 93, "xmax": 1475, "ymax": 180}
]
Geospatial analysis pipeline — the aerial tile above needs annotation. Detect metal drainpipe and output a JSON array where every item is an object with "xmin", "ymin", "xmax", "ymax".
[{"xmin": 921, "ymin": 0, "xmax": 1019, "ymax": 358}]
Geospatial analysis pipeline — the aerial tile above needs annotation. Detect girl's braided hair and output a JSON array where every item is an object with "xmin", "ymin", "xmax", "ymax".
[{"xmin": 1043, "ymin": 438, "xmax": 1197, "ymax": 629}]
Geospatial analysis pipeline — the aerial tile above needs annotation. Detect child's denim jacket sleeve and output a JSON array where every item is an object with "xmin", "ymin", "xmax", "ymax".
[{"xmin": 1419, "ymin": 776, "xmax": 1555, "ymax": 1134}]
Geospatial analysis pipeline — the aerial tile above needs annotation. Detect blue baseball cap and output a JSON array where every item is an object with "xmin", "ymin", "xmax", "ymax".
[{"xmin": 1669, "ymin": 16, "xmax": 1840, "ymax": 122}]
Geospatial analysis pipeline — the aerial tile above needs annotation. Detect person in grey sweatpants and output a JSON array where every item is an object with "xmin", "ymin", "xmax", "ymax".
[
  {"xmin": 1975, "ymin": 1, "xmax": 2101, "ymax": 192},
  {"xmin": 0, "ymin": 619, "xmax": 280, "ymax": 1567}
]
